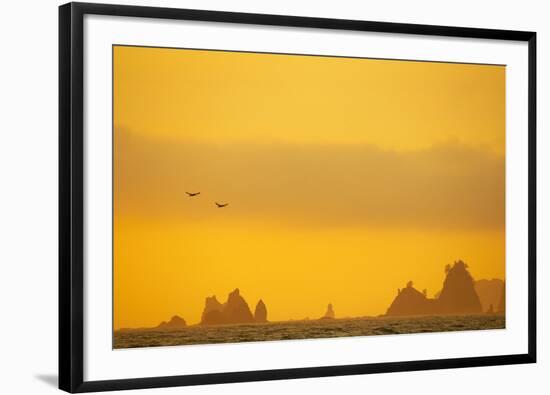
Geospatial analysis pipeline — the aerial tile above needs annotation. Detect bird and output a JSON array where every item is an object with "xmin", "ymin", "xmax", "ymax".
[
  {"xmin": 186, "ymin": 192, "xmax": 200, "ymax": 197},
  {"xmin": 215, "ymin": 202, "xmax": 229, "ymax": 208}
]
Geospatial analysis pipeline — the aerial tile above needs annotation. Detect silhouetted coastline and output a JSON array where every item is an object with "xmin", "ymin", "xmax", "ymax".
[{"xmin": 115, "ymin": 260, "xmax": 505, "ymax": 347}]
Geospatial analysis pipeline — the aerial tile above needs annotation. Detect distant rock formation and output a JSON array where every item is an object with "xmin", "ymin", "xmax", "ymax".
[
  {"xmin": 437, "ymin": 260, "xmax": 482, "ymax": 314},
  {"xmin": 203, "ymin": 295, "xmax": 223, "ymax": 315},
  {"xmin": 200, "ymin": 288, "xmax": 255, "ymax": 325},
  {"xmin": 386, "ymin": 281, "xmax": 436, "ymax": 316},
  {"xmin": 155, "ymin": 315, "xmax": 187, "ymax": 330},
  {"xmin": 475, "ymin": 279, "xmax": 505, "ymax": 313},
  {"xmin": 201, "ymin": 295, "xmax": 224, "ymax": 324},
  {"xmin": 254, "ymin": 299, "xmax": 268, "ymax": 322},
  {"xmin": 497, "ymin": 281, "xmax": 506, "ymax": 313},
  {"xmin": 386, "ymin": 260, "xmax": 484, "ymax": 317},
  {"xmin": 225, "ymin": 288, "xmax": 255, "ymax": 323},
  {"xmin": 320, "ymin": 303, "xmax": 335, "ymax": 319}
]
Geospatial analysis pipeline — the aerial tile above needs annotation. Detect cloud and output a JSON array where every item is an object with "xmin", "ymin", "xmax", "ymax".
[{"xmin": 114, "ymin": 128, "xmax": 504, "ymax": 230}]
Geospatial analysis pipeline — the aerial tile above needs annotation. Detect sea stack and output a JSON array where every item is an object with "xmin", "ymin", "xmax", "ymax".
[
  {"xmin": 475, "ymin": 279, "xmax": 504, "ymax": 313},
  {"xmin": 224, "ymin": 288, "xmax": 255, "ymax": 323},
  {"xmin": 497, "ymin": 282, "xmax": 506, "ymax": 313},
  {"xmin": 385, "ymin": 260, "xmax": 485, "ymax": 317},
  {"xmin": 155, "ymin": 315, "xmax": 187, "ymax": 330},
  {"xmin": 437, "ymin": 260, "xmax": 482, "ymax": 314},
  {"xmin": 254, "ymin": 299, "xmax": 268, "ymax": 322},
  {"xmin": 386, "ymin": 281, "xmax": 435, "ymax": 316},
  {"xmin": 200, "ymin": 288, "xmax": 255, "ymax": 325},
  {"xmin": 321, "ymin": 303, "xmax": 335, "ymax": 320},
  {"xmin": 201, "ymin": 295, "xmax": 224, "ymax": 324}
]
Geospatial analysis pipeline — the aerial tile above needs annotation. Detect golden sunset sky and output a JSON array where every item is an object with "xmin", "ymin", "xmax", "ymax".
[{"xmin": 113, "ymin": 45, "xmax": 505, "ymax": 329}]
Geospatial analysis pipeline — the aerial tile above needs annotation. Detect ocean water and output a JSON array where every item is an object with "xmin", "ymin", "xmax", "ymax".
[{"xmin": 114, "ymin": 314, "xmax": 505, "ymax": 349}]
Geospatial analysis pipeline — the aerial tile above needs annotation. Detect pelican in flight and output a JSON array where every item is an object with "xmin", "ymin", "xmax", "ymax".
[
  {"xmin": 215, "ymin": 202, "xmax": 229, "ymax": 208},
  {"xmin": 186, "ymin": 192, "xmax": 200, "ymax": 197}
]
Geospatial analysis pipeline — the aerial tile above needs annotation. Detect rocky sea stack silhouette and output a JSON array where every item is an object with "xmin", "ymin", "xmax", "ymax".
[
  {"xmin": 386, "ymin": 281, "xmax": 436, "ymax": 316},
  {"xmin": 438, "ymin": 260, "xmax": 482, "ymax": 314},
  {"xmin": 497, "ymin": 281, "xmax": 506, "ymax": 313},
  {"xmin": 254, "ymin": 299, "xmax": 268, "ymax": 322},
  {"xmin": 155, "ymin": 315, "xmax": 187, "ymax": 330},
  {"xmin": 201, "ymin": 288, "xmax": 267, "ymax": 325},
  {"xmin": 320, "ymin": 303, "xmax": 335, "ymax": 320},
  {"xmin": 386, "ymin": 260, "xmax": 485, "ymax": 317},
  {"xmin": 475, "ymin": 278, "xmax": 505, "ymax": 313}
]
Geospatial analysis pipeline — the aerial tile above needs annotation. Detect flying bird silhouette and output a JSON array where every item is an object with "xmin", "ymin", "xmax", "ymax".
[
  {"xmin": 186, "ymin": 192, "xmax": 200, "ymax": 197},
  {"xmin": 215, "ymin": 202, "xmax": 229, "ymax": 208}
]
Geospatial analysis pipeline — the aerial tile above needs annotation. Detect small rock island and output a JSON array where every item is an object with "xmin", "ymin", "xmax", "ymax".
[
  {"xmin": 320, "ymin": 303, "xmax": 335, "ymax": 320},
  {"xmin": 386, "ymin": 260, "xmax": 483, "ymax": 316}
]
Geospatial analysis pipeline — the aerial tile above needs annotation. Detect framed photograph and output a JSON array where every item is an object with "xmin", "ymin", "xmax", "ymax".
[{"xmin": 59, "ymin": 2, "xmax": 536, "ymax": 392}]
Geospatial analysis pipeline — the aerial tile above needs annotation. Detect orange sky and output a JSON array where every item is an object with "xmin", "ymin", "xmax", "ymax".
[{"xmin": 113, "ymin": 45, "xmax": 505, "ymax": 329}]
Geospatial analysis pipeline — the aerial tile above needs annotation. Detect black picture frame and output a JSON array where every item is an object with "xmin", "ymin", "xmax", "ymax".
[{"xmin": 59, "ymin": 2, "xmax": 537, "ymax": 393}]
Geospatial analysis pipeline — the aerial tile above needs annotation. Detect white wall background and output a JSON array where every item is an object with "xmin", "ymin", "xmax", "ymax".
[{"xmin": 0, "ymin": 0, "xmax": 547, "ymax": 394}]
